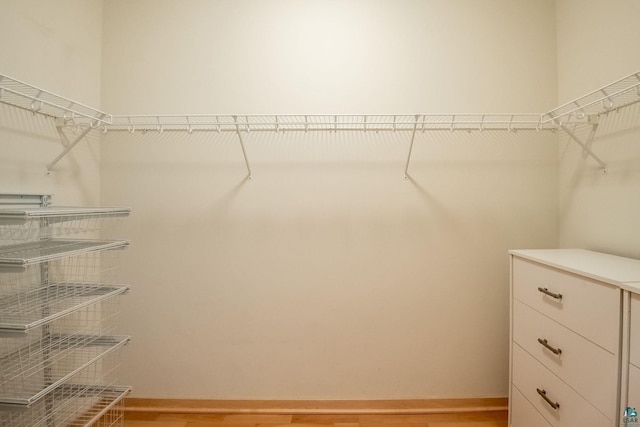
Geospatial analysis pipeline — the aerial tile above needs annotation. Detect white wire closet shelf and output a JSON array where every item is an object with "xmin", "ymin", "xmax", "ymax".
[
  {"xmin": 0, "ymin": 207, "xmax": 131, "ymax": 223},
  {"xmin": 542, "ymin": 70, "xmax": 640, "ymax": 123},
  {"xmin": 0, "ymin": 284, "xmax": 130, "ymax": 333},
  {"xmin": 0, "ymin": 74, "xmax": 111, "ymax": 126},
  {"xmin": 0, "ymin": 240, "xmax": 129, "ymax": 270},
  {"xmin": 0, "ymin": 206, "xmax": 131, "ymax": 241},
  {"xmin": 0, "ymin": 243, "xmax": 126, "ymax": 334},
  {"xmin": 106, "ymin": 113, "xmax": 559, "ymax": 133},
  {"xmin": 0, "ymin": 333, "xmax": 130, "ymax": 406},
  {"xmin": 0, "ymin": 384, "xmax": 130, "ymax": 427},
  {"xmin": 2, "ymin": 69, "xmax": 640, "ymax": 176}
]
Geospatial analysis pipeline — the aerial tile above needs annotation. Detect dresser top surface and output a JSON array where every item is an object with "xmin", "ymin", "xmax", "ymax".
[
  {"xmin": 510, "ymin": 249, "xmax": 640, "ymax": 289},
  {"xmin": 621, "ymin": 282, "xmax": 640, "ymax": 293}
]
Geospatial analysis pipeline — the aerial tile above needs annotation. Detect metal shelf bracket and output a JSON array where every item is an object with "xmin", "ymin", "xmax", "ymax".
[
  {"xmin": 47, "ymin": 119, "xmax": 93, "ymax": 173},
  {"xmin": 404, "ymin": 115, "xmax": 419, "ymax": 179},
  {"xmin": 233, "ymin": 115, "xmax": 252, "ymax": 179},
  {"xmin": 552, "ymin": 114, "xmax": 607, "ymax": 172}
]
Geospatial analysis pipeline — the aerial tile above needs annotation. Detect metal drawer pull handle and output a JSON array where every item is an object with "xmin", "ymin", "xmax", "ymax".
[
  {"xmin": 536, "ymin": 388, "xmax": 560, "ymax": 410},
  {"xmin": 537, "ymin": 287, "xmax": 562, "ymax": 300},
  {"xmin": 538, "ymin": 338, "xmax": 562, "ymax": 355}
]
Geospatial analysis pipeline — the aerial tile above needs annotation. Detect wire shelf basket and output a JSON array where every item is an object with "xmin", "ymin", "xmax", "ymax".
[
  {"xmin": 0, "ymin": 207, "xmax": 130, "ymax": 242},
  {"xmin": 0, "ymin": 239, "xmax": 129, "ymax": 271},
  {"xmin": 0, "ymin": 297, "xmax": 129, "ymax": 406},
  {"xmin": 0, "ymin": 385, "xmax": 130, "ymax": 427},
  {"xmin": 0, "ymin": 284, "xmax": 129, "ymax": 334},
  {"xmin": 0, "ymin": 333, "xmax": 130, "ymax": 406},
  {"xmin": 0, "ymin": 248, "xmax": 127, "ymax": 334},
  {"xmin": 0, "ymin": 342, "xmax": 130, "ymax": 427},
  {"xmin": 83, "ymin": 386, "xmax": 129, "ymax": 427}
]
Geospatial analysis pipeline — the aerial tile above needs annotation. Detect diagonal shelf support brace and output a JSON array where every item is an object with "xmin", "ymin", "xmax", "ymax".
[
  {"xmin": 404, "ymin": 115, "xmax": 420, "ymax": 179},
  {"xmin": 558, "ymin": 121, "xmax": 607, "ymax": 172},
  {"xmin": 233, "ymin": 116, "xmax": 252, "ymax": 179},
  {"xmin": 47, "ymin": 125, "xmax": 93, "ymax": 172}
]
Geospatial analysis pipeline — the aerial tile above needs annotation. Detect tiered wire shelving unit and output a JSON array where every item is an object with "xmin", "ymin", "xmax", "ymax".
[
  {"xmin": 0, "ymin": 194, "xmax": 131, "ymax": 427},
  {"xmin": 1, "ymin": 69, "xmax": 639, "ymax": 177}
]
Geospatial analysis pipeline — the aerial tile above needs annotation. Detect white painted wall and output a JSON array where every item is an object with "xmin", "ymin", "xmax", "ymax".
[
  {"xmin": 100, "ymin": 0, "xmax": 558, "ymax": 398},
  {"xmin": 556, "ymin": 0, "xmax": 640, "ymax": 259},
  {"xmin": 0, "ymin": 0, "xmax": 104, "ymax": 205}
]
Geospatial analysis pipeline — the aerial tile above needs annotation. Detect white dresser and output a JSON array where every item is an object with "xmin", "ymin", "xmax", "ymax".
[
  {"xmin": 509, "ymin": 249, "xmax": 640, "ymax": 427},
  {"xmin": 622, "ymin": 283, "xmax": 640, "ymax": 425}
]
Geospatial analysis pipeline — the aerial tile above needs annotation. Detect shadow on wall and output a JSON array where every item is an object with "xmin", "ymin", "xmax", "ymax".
[
  {"xmin": 0, "ymin": 104, "xmax": 102, "ymax": 204},
  {"xmin": 558, "ymin": 102, "xmax": 640, "ymax": 259},
  {"xmin": 99, "ymin": 124, "xmax": 555, "ymax": 170},
  {"xmin": 0, "ymin": 104, "xmax": 60, "ymax": 141}
]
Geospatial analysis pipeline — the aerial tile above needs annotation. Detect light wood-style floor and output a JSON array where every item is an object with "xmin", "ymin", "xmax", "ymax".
[{"xmin": 123, "ymin": 411, "xmax": 508, "ymax": 427}]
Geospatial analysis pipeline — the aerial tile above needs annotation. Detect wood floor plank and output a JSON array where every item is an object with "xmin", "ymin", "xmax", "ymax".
[
  {"xmin": 123, "ymin": 413, "xmax": 509, "ymax": 427},
  {"xmin": 358, "ymin": 422, "xmax": 430, "ymax": 427},
  {"xmin": 124, "ymin": 421, "xmax": 187, "ymax": 427},
  {"xmin": 292, "ymin": 415, "xmax": 361, "ymax": 424},
  {"xmin": 123, "ymin": 404, "xmax": 508, "ymax": 426},
  {"xmin": 156, "ymin": 413, "xmax": 227, "ymax": 422},
  {"xmin": 184, "ymin": 423, "xmax": 257, "ymax": 427},
  {"xmin": 125, "ymin": 412, "xmax": 162, "ymax": 421},
  {"xmin": 223, "ymin": 414, "xmax": 294, "ymax": 423},
  {"xmin": 124, "ymin": 398, "xmax": 508, "ymax": 414},
  {"xmin": 427, "ymin": 423, "xmax": 506, "ymax": 427}
]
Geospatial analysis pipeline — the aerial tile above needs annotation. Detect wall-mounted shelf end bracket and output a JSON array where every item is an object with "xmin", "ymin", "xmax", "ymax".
[{"xmin": 556, "ymin": 117, "xmax": 607, "ymax": 173}]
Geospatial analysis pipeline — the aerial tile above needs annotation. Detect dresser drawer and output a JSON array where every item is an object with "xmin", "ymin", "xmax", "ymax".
[
  {"xmin": 512, "ymin": 344, "xmax": 612, "ymax": 427},
  {"xmin": 630, "ymin": 363, "xmax": 640, "ymax": 411},
  {"xmin": 513, "ymin": 300, "xmax": 617, "ymax": 417},
  {"xmin": 511, "ymin": 386, "xmax": 552, "ymax": 427},
  {"xmin": 512, "ymin": 257, "xmax": 619, "ymax": 353},
  {"xmin": 630, "ymin": 293, "xmax": 640, "ymax": 368}
]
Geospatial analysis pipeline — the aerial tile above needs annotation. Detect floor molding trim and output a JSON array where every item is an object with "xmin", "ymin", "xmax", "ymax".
[{"xmin": 123, "ymin": 397, "xmax": 508, "ymax": 415}]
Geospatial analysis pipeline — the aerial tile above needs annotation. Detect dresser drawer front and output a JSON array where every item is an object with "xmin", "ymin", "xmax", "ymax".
[
  {"xmin": 512, "ymin": 257, "xmax": 619, "ymax": 353},
  {"xmin": 513, "ymin": 300, "xmax": 617, "ymax": 418},
  {"xmin": 512, "ymin": 344, "xmax": 612, "ymax": 427},
  {"xmin": 630, "ymin": 294, "xmax": 640, "ymax": 368},
  {"xmin": 629, "ymin": 363, "xmax": 640, "ymax": 412},
  {"xmin": 511, "ymin": 386, "xmax": 552, "ymax": 427}
]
